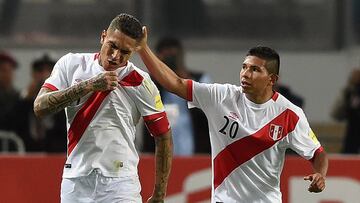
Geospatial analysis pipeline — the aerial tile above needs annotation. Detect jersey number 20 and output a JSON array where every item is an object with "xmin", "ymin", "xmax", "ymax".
[{"xmin": 219, "ymin": 116, "xmax": 239, "ymax": 139}]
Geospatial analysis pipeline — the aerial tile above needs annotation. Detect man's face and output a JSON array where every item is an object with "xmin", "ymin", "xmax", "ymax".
[
  {"xmin": 240, "ymin": 55, "xmax": 273, "ymax": 95},
  {"xmin": 99, "ymin": 29, "xmax": 138, "ymax": 71},
  {"xmin": 0, "ymin": 62, "xmax": 15, "ymax": 88}
]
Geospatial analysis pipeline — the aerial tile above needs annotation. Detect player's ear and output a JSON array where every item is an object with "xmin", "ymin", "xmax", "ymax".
[
  {"xmin": 269, "ymin": 74, "xmax": 279, "ymax": 86},
  {"xmin": 100, "ymin": 30, "xmax": 107, "ymax": 44}
]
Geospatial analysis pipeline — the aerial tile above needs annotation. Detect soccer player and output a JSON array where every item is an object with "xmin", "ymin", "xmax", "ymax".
[
  {"xmin": 138, "ymin": 27, "xmax": 328, "ymax": 203},
  {"xmin": 34, "ymin": 14, "xmax": 173, "ymax": 203}
]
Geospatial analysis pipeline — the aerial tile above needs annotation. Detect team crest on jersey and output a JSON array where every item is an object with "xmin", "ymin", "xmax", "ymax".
[{"xmin": 269, "ymin": 124, "xmax": 283, "ymax": 141}]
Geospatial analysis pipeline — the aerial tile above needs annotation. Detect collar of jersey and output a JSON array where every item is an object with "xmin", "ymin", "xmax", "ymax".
[
  {"xmin": 243, "ymin": 94, "xmax": 273, "ymax": 109},
  {"xmin": 94, "ymin": 60, "xmax": 130, "ymax": 76}
]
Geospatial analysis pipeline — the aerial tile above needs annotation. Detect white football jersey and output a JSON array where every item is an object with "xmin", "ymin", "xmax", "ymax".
[
  {"xmin": 188, "ymin": 81, "xmax": 322, "ymax": 203},
  {"xmin": 44, "ymin": 53, "xmax": 168, "ymax": 178}
]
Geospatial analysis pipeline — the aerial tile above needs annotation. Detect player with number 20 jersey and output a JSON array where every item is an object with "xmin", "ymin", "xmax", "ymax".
[{"xmin": 189, "ymin": 81, "xmax": 323, "ymax": 202}]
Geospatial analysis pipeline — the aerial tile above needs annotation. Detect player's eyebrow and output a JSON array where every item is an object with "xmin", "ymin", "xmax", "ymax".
[
  {"xmin": 243, "ymin": 63, "xmax": 261, "ymax": 68},
  {"xmin": 120, "ymin": 49, "xmax": 131, "ymax": 54},
  {"xmin": 109, "ymin": 41, "xmax": 118, "ymax": 49}
]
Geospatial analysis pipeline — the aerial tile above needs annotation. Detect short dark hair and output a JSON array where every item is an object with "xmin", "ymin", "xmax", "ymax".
[
  {"xmin": 108, "ymin": 13, "xmax": 143, "ymax": 41},
  {"xmin": 0, "ymin": 52, "xmax": 18, "ymax": 68},
  {"xmin": 155, "ymin": 37, "xmax": 183, "ymax": 53},
  {"xmin": 246, "ymin": 46, "xmax": 280, "ymax": 75},
  {"xmin": 32, "ymin": 54, "xmax": 56, "ymax": 72}
]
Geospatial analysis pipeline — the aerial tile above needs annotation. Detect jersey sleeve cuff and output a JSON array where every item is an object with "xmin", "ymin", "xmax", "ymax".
[
  {"xmin": 42, "ymin": 83, "xmax": 58, "ymax": 91},
  {"xmin": 187, "ymin": 79, "xmax": 193, "ymax": 102},
  {"xmin": 309, "ymin": 146, "xmax": 324, "ymax": 162}
]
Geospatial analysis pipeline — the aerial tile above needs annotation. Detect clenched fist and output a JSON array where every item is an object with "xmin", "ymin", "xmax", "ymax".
[{"xmin": 89, "ymin": 71, "xmax": 119, "ymax": 91}]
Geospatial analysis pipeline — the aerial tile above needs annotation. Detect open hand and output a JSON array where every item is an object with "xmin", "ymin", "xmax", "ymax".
[
  {"xmin": 136, "ymin": 26, "xmax": 148, "ymax": 51},
  {"xmin": 304, "ymin": 173, "xmax": 326, "ymax": 193}
]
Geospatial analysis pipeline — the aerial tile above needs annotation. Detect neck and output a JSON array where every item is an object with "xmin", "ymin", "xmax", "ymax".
[{"xmin": 245, "ymin": 89, "xmax": 274, "ymax": 104}]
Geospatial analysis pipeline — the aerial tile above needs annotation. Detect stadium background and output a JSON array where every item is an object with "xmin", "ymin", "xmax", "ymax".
[{"xmin": 0, "ymin": 0, "xmax": 359, "ymax": 202}]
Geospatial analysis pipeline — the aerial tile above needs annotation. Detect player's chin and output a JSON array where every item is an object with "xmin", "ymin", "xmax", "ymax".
[
  {"xmin": 104, "ymin": 64, "xmax": 118, "ymax": 71},
  {"xmin": 241, "ymin": 86, "xmax": 252, "ymax": 93}
]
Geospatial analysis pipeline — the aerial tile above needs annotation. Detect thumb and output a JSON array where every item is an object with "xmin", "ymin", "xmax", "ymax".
[
  {"xmin": 142, "ymin": 26, "xmax": 147, "ymax": 36},
  {"xmin": 304, "ymin": 175, "xmax": 313, "ymax": 181}
]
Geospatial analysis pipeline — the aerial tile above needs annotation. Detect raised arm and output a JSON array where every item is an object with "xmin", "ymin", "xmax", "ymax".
[
  {"xmin": 304, "ymin": 150, "xmax": 328, "ymax": 193},
  {"xmin": 148, "ymin": 130, "xmax": 173, "ymax": 203},
  {"xmin": 33, "ymin": 71, "xmax": 119, "ymax": 117},
  {"xmin": 138, "ymin": 27, "xmax": 189, "ymax": 100}
]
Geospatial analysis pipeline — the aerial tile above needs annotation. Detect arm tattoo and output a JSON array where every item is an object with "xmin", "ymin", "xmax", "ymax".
[
  {"xmin": 91, "ymin": 74, "xmax": 108, "ymax": 90},
  {"xmin": 34, "ymin": 80, "xmax": 92, "ymax": 117},
  {"xmin": 153, "ymin": 132, "xmax": 173, "ymax": 199}
]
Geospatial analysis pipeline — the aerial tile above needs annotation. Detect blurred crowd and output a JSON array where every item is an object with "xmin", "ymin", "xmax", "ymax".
[
  {"xmin": 0, "ymin": 38, "xmax": 359, "ymax": 154},
  {"xmin": 332, "ymin": 69, "xmax": 360, "ymax": 154},
  {"xmin": 0, "ymin": 51, "xmax": 67, "ymax": 153}
]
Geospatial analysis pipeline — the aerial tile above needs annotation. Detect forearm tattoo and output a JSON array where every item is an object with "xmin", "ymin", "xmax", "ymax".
[
  {"xmin": 34, "ymin": 80, "xmax": 92, "ymax": 116},
  {"xmin": 90, "ymin": 74, "xmax": 108, "ymax": 90},
  {"xmin": 154, "ymin": 133, "xmax": 173, "ymax": 199}
]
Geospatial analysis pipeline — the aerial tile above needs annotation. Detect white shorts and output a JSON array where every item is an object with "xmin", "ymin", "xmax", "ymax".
[{"xmin": 61, "ymin": 169, "xmax": 142, "ymax": 203}]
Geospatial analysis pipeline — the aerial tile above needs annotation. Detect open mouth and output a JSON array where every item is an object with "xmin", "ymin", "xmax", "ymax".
[
  {"xmin": 241, "ymin": 81, "xmax": 251, "ymax": 87},
  {"xmin": 108, "ymin": 60, "xmax": 117, "ymax": 66}
]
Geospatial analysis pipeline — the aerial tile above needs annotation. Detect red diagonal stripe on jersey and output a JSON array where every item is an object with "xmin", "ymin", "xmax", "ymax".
[
  {"xmin": 67, "ymin": 91, "xmax": 110, "ymax": 156},
  {"xmin": 213, "ymin": 109, "xmax": 299, "ymax": 189},
  {"xmin": 119, "ymin": 70, "xmax": 143, "ymax": 87}
]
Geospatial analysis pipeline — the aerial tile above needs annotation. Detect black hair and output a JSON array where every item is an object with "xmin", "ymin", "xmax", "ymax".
[
  {"xmin": 155, "ymin": 37, "xmax": 183, "ymax": 53},
  {"xmin": 32, "ymin": 54, "xmax": 55, "ymax": 72},
  {"xmin": 108, "ymin": 13, "xmax": 143, "ymax": 41},
  {"xmin": 246, "ymin": 46, "xmax": 280, "ymax": 75}
]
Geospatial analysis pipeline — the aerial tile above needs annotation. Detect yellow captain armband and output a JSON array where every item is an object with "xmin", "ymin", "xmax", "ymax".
[
  {"xmin": 155, "ymin": 94, "xmax": 164, "ymax": 110},
  {"xmin": 309, "ymin": 129, "xmax": 319, "ymax": 145}
]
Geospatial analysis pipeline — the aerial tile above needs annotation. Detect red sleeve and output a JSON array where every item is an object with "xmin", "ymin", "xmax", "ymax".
[
  {"xmin": 143, "ymin": 112, "xmax": 170, "ymax": 137},
  {"xmin": 187, "ymin": 79, "xmax": 193, "ymax": 101}
]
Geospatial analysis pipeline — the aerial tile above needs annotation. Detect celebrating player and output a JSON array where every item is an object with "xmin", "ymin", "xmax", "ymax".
[
  {"xmin": 138, "ymin": 26, "xmax": 328, "ymax": 203},
  {"xmin": 34, "ymin": 14, "xmax": 173, "ymax": 203}
]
